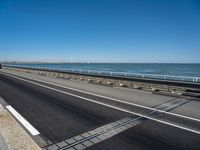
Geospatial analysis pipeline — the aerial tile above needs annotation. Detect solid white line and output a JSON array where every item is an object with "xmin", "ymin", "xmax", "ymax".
[
  {"xmin": 1, "ymin": 72, "xmax": 200, "ymax": 135},
  {"xmin": 1, "ymin": 71, "xmax": 200, "ymax": 123},
  {"xmin": 6, "ymin": 105, "xmax": 40, "ymax": 136}
]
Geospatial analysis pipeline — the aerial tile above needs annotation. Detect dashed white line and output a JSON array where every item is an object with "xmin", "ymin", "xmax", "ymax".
[
  {"xmin": 1, "ymin": 72, "xmax": 200, "ymax": 135},
  {"xmin": 6, "ymin": 105, "xmax": 40, "ymax": 136}
]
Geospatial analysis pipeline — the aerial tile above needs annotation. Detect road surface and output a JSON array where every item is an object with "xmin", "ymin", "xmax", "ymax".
[{"xmin": 0, "ymin": 70, "xmax": 200, "ymax": 150}]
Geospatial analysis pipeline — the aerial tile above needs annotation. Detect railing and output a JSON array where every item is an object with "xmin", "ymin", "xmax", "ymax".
[{"xmin": 2, "ymin": 64, "xmax": 200, "ymax": 83}]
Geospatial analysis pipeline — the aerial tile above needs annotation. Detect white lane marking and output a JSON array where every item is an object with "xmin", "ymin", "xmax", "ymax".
[
  {"xmin": 56, "ymin": 97, "xmax": 189, "ymax": 150},
  {"xmin": 1, "ymin": 71, "xmax": 199, "ymax": 123},
  {"xmin": 1, "ymin": 72, "xmax": 200, "ymax": 135},
  {"xmin": 6, "ymin": 105, "xmax": 40, "ymax": 136}
]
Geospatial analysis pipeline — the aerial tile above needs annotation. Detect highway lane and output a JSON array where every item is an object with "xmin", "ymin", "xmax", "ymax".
[
  {"xmin": 88, "ymin": 120, "xmax": 200, "ymax": 150},
  {"xmin": 0, "ymin": 73, "xmax": 131, "ymax": 143},
  {"xmin": 1, "ymin": 71, "xmax": 200, "ymax": 131},
  {"xmin": 0, "ymin": 72, "xmax": 200, "ymax": 150},
  {"xmin": 2, "ymin": 68, "xmax": 200, "ymax": 120},
  {"xmin": 1, "ymin": 68, "xmax": 175, "ymax": 107}
]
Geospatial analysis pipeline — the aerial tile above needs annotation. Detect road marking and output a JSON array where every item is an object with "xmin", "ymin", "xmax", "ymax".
[
  {"xmin": 1, "ymin": 72, "xmax": 200, "ymax": 135},
  {"xmin": 0, "ymin": 97, "xmax": 50, "ymax": 147},
  {"xmin": 6, "ymin": 105, "xmax": 40, "ymax": 136},
  {"xmin": 45, "ymin": 98, "xmax": 193, "ymax": 150},
  {"xmin": 154, "ymin": 98, "xmax": 189, "ymax": 111},
  {"xmin": 55, "ymin": 116, "xmax": 143, "ymax": 150},
  {"xmin": 1, "ymin": 71, "xmax": 200, "ymax": 123}
]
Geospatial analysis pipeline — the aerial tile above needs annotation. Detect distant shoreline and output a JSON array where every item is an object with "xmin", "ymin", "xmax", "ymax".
[
  {"xmin": 1, "ymin": 62, "xmax": 200, "ymax": 65},
  {"xmin": 3, "ymin": 63, "xmax": 200, "ymax": 77}
]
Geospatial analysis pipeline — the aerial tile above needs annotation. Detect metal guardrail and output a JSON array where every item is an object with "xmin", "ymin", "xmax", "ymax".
[{"xmin": 2, "ymin": 64, "xmax": 200, "ymax": 83}]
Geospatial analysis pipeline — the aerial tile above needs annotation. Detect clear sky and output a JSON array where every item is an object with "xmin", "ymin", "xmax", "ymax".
[{"xmin": 0, "ymin": 0, "xmax": 200, "ymax": 63}]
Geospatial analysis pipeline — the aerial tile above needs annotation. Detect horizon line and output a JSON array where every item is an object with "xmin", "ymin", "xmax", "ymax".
[{"xmin": 1, "ymin": 61, "xmax": 200, "ymax": 64}]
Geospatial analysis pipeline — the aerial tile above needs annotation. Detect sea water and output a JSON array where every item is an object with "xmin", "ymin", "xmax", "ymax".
[{"xmin": 10, "ymin": 63, "xmax": 200, "ymax": 77}]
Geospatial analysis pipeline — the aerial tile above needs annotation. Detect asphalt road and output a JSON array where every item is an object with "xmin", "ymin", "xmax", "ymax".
[{"xmin": 0, "ymin": 71, "xmax": 200, "ymax": 150}]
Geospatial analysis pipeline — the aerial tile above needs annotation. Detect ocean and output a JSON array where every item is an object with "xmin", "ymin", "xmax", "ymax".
[{"xmin": 9, "ymin": 63, "xmax": 200, "ymax": 77}]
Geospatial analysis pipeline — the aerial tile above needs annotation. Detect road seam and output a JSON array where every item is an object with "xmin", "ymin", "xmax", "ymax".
[{"xmin": 44, "ymin": 98, "xmax": 191, "ymax": 150}]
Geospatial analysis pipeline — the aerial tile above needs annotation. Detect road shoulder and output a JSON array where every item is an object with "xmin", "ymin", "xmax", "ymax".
[{"xmin": 0, "ymin": 104, "xmax": 40, "ymax": 150}]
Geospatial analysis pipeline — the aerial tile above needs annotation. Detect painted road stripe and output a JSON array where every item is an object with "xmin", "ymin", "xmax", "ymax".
[
  {"xmin": 45, "ymin": 98, "xmax": 188, "ymax": 150},
  {"xmin": 1, "ymin": 72, "xmax": 200, "ymax": 135},
  {"xmin": 1, "ymin": 71, "xmax": 199, "ymax": 123},
  {"xmin": 6, "ymin": 105, "xmax": 40, "ymax": 136},
  {"xmin": 46, "ymin": 99, "xmax": 192, "ymax": 150}
]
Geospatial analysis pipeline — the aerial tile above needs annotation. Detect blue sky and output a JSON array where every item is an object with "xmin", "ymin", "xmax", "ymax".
[{"xmin": 0, "ymin": 0, "xmax": 200, "ymax": 63}]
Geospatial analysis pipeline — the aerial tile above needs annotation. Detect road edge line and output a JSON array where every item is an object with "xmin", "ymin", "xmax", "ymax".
[{"xmin": 6, "ymin": 105, "xmax": 40, "ymax": 136}]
